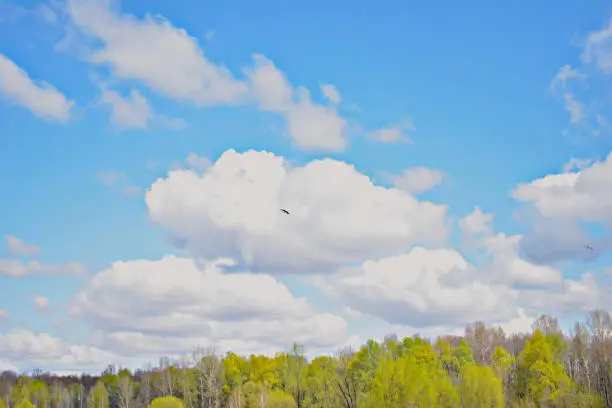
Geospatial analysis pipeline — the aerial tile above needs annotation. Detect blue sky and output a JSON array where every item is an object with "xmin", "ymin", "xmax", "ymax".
[{"xmin": 1, "ymin": 0, "xmax": 612, "ymax": 372}]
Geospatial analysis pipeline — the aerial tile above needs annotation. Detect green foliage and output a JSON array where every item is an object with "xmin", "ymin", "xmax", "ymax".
[
  {"xmin": 267, "ymin": 389, "xmax": 296, "ymax": 408},
  {"xmin": 454, "ymin": 339, "xmax": 475, "ymax": 367},
  {"xmin": 3, "ymin": 314, "xmax": 612, "ymax": 408},
  {"xmin": 87, "ymin": 381, "xmax": 109, "ymax": 408},
  {"xmin": 14, "ymin": 400, "xmax": 35, "ymax": 408},
  {"xmin": 148, "ymin": 396, "xmax": 184, "ymax": 408},
  {"xmin": 493, "ymin": 345, "xmax": 515, "ymax": 372},
  {"xmin": 458, "ymin": 364, "xmax": 504, "ymax": 407}
]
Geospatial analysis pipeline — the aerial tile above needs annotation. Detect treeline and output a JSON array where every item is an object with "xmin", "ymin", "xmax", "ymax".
[{"xmin": 2, "ymin": 310, "xmax": 612, "ymax": 407}]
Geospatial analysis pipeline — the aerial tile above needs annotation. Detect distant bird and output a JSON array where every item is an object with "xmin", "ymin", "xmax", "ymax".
[
  {"xmin": 280, "ymin": 209, "xmax": 290, "ymax": 215},
  {"xmin": 584, "ymin": 243, "xmax": 595, "ymax": 251}
]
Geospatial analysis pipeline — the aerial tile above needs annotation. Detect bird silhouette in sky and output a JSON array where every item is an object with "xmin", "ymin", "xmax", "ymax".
[
  {"xmin": 280, "ymin": 209, "xmax": 290, "ymax": 215},
  {"xmin": 584, "ymin": 243, "xmax": 595, "ymax": 251}
]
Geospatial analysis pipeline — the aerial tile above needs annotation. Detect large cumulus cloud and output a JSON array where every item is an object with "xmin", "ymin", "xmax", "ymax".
[
  {"xmin": 315, "ymin": 206, "xmax": 605, "ymax": 330},
  {"xmin": 69, "ymin": 256, "xmax": 350, "ymax": 357},
  {"xmin": 146, "ymin": 149, "xmax": 450, "ymax": 274}
]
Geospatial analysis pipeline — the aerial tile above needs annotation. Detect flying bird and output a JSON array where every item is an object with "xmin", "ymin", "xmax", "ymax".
[
  {"xmin": 584, "ymin": 243, "xmax": 595, "ymax": 251},
  {"xmin": 280, "ymin": 209, "xmax": 290, "ymax": 215}
]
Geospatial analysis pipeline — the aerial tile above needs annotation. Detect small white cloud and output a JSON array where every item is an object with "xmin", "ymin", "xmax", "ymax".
[
  {"xmin": 101, "ymin": 87, "xmax": 152, "ymax": 129},
  {"xmin": 459, "ymin": 206, "xmax": 493, "ymax": 236},
  {"xmin": 37, "ymin": 5, "xmax": 58, "ymax": 23},
  {"xmin": 185, "ymin": 153, "xmax": 211, "ymax": 172},
  {"xmin": 100, "ymin": 86, "xmax": 187, "ymax": 130},
  {"xmin": 391, "ymin": 167, "xmax": 446, "ymax": 194},
  {"xmin": 34, "ymin": 296, "xmax": 51, "ymax": 312},
  {"xmin": 0, "ymin": 53, "xmax": 74, "ymax": 122},
  {"xmin": 595, "ymin": 114, "xmax": 612, "ymax": 134},
  {"xmin": 562, "ymin": 157, "xmax": 594, "ymax": 172},
  {"xmin": 340, "ymin": 306, "xmax": 364, "ymax": 318},
  {"xmin": 205, "ymin": 30, "xmax": 215, "ymax": 42},
  {"xmin": 0, "ymin": 308, "xmax": 8, "ymax": 319},
  {"xmin": 245, "ymin": 56, "xmax": 348, "ymax": 151},
  {"xmin": 369, "ymin": 117, "xmax": 415, "ymax": 143},
  {"xmin": 97, "ymin": 171, "xmax": 141, "ymax": 197},
  {"xmin": 121, "ymin": 185, "xmax": 142, "ymax": 197},
  {"xmin": 98, "ymin": 171, "xmax": 126, "ymax": 188},
  {"xmin": 0, "ymin": 329, "xmax": 123, "ymax": 373},
  {"xmin": 146, "ymin": 159, "xmax": 159, "ymax": 171},
  {"xmin": 66, "ymin": 0, "xmax": 248, "ymax": 105},
  {"xmin": 156, "ymin": 115, "xmax": 188, "ymax": 130},
  {"xmin": 563, "ymin": 92, "xmax": 587, "ymax": 124},
  {"xmin": 549, "ymin": 64, "xmax": 586, "ymax": 91},
  {"xmin": 320, "ymin": 84, "xmax": 341, "ymax": 105},
  {"xmin": 0, "ymin": 259, "xmax": 86, "ymax": 277},
  {"xmin": 5, "ymin": 235, "xmax": 41, "ymax": 257},
  {"xmin": 581, "ymin": 18, "xmax": 612, "ymax": 74}
]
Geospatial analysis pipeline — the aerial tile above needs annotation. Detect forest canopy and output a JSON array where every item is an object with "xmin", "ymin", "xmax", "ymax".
[{"xmin": 2, "ymin": 311, "xmax": 612, "ymax": 407}]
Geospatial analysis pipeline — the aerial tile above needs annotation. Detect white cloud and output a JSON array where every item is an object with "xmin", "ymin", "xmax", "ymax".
[
  {"xmin": 0, "ymin": 329, "xmax": 121, "ymax": 372},
  {"xmin": 460, "ymin": 208, "xmax": 565, "ymax": 288},
  {"xmin": 66, "ymin": 0, "xmax": 248, "ymax": 105},
  {"xmin": 0, "ymin": 259, "xmax": 86, "ymax": 277},
  {"xmin": 320, "ymin": 84, "xmax": 341, "ymax": 105},
  {"xmin": 0, "ymin": 309, "xmax": 8, "ymax": 319},
  {"xmin": 97, "ymin": 171, "xmax": 141, "ymax": 197},
  {"xmin": 100, "ymin": 86, "xmax": 187, "ymax": 130},
  {"xmin": 5, "ymin": 235, "xmax": 41, "ymax": 257},
  {"xmin": 66, "ymin": 1, "xmax": 348, "ymax": 151},
  {"xmin": 0, "ymin": 360, "xmax": 18, "ymax": 373},
  {"xmin": 495, "ymin": 309, "xmax": 537, "ymax": 335},
  {"xmin": 185, "ymin": 153, "xmax": 211, "ymax": 172},
  {"xmin": 341, "ymin": 315, "xmax": 465, "ymax": 346},
  {"xmin": 563, "ymin": 157, "xmax": 594, "ymax": 172},
  {"xmin": 369, "ymin": 117, "xmax": 415, "ymax": 143},
  {"xmin": 70, "ymin": 256, "xmax": 349, "ymax": 357},
  {"xmin": 391, "ymin": 167, "xmax": 446, "ymax": 194},
  {"xmin": 463, "ymin": 208, "xmax": 604, "ymax": 312},
  {"xmin": 156, "ymin": 115, "xmax": 188, "ymax": 130},
  {"xmin": 596, "ymin": 114, "xmax": 612, "ymax": 133},
  {"xmin": 316, "ymin": 247, "xmax": 518, "ymax": 328},
  {"xmin": 0, "ymin": 53, "xmax": 74, "ymax": 122},
  {"xmin": 145, "ymin": 149, "xmax": 449, "ymax": 274},
  {"xmin": 315, "ymin": 207, "xmax": 602, "ymax": 330},
  {"xmin": 101, "ymin": 87, "xmax": 151, "ymax": 128},
  {"xmin": 549, "ymin": 64, "xmax": 586, "ymax": 91},
  {"xmin": 582, "ymin": 18, "xmax": 612, "ymax": 74},
  {"xmin": 458, "ymin": 206, "xmax": 493, "ymax": 236},
  {"xmin": 146, "ymin": 159, "xmax": 159, "ymax": 171},
  {"xmin": 38, "ymin": 4, "xmax": 58, "ymax": 23},
  {"xmin": 339, "ymin": 305, "xmax": 364, "ymax": 318},
  {"xmin": 550, "ymin": 20, "xmax": 612, "ymax": 134},
  {"xmin": 34, "ymin": 296, "xmax": 51, "ymax": 312},
  {"xmin": 512, "ymin": 153, "xmax": 612, "ymax": 226},
  {"xmin": 170, "ymin": 153, "xmax": 211, "ymax": 172},
  {"xmin": 342, "ymin": 310, "xmax": 535, "ymax": 344},
  {"xmin": 563, "ymin": 92, "xmax": 587, "ymax": 124},
  {"xmin": 245, "ymin": 56, "xmax": 348, "ymax": 151},
  {"xmin": 512, "ymin": 153, "xmax": 612, "ymax": 264}
]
